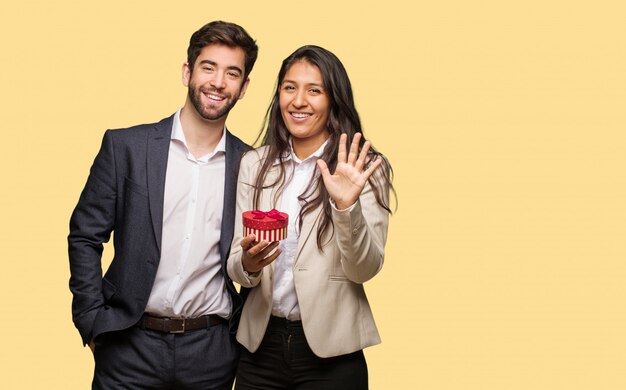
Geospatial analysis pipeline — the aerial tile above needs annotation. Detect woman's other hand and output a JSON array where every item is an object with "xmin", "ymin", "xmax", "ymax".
[{"xmin": 240, "ymin": 235, "xmax": 282, "ymax": 274}]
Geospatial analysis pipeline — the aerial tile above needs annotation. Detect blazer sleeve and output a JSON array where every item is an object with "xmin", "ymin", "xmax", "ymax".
[
  {"xmin": 227, "ymin": 150, "xmax": 263, "ymax": 288},
  {"xmin": 68, "ymin": 130, "xmax": 117, "ymax": 345},
  {"xmin": 332, "ymin": 162, "xmax": 390, "ymax": 284}
]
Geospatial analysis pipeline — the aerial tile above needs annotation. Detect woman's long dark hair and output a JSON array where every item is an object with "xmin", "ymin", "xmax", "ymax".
[{"xmin": 252, "ymin": 45, "xmax": 395, "ymax": 250}]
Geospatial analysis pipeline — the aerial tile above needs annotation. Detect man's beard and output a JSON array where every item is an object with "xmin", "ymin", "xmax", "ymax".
[{"xmin": 188, "ymin": 82, "xmax": 241, "ymax": 121}]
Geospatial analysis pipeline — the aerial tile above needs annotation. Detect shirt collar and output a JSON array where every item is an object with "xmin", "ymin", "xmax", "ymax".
[
  {"xmin": 272, "ymin": 138, "xmax": 328, "ymax": 166},
  {"xmin": 172, "ymin": 109, "xmax": 227, "ymax": 161}
]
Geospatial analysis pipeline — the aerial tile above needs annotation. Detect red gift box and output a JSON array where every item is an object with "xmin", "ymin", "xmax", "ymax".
[{"xmin": 242, "ymin": 209, "xmax": 289, "ymax": 242}]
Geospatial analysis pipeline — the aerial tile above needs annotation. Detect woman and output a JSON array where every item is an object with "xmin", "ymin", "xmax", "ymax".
[{"xmin": 227, "ymin": 45, "xmax": 394, "ymax": 389}]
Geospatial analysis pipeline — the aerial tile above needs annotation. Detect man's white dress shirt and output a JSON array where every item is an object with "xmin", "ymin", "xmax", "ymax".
[{"xmin": 145, "ymin": 109, "xmax": 231, "ymax": 319}]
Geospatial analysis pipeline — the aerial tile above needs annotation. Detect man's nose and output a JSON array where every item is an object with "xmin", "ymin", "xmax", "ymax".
[{"xmin": 210, "ymin": 72, "xmax": 226, "ymax": 89}]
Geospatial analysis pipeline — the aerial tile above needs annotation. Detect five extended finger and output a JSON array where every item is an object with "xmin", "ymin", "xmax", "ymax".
[
  {"xmin": 355, "ymin": 140, "xmax": 371, "ymax": 171},
  {"xmin": 347, "ymin": 133, "xmax": 361, "ymax": 165},
  {"xmin": 362, "ymin": 155, "xmax": 383, "ymax": 181},
  {"xmin": 337, "ymin": 133, "xmax": 348, "ymax": 163},
  {"xmin": 317, "ymin": 159, "xmax": 331, "ymax": 182}
]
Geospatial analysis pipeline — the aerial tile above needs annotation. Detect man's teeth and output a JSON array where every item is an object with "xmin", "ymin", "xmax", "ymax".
[
  {"xmin": 207, "ymin": 93, "xmax": 225, "ymax": 101},
  {"xmin": 291, "ymin": 113, "xmax": 311, "ymax": 118}
]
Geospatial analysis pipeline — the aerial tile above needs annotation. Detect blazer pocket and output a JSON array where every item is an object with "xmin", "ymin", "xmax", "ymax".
[
  {"xmin": 124, "ymin": 177, "xmax": 148, "ymax": 197},
  {"xmin": 102, "ymin": 278, "xmax": 117, "ymax": 300},
  {"xmin": 328, "ymin": 275, "xmax": 350, "ymax": 282}
]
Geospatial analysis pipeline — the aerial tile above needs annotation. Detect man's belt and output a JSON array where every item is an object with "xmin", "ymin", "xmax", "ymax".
[{"xmin": 139, "ymin": 314, "xmax": 225, "ymax": 333}]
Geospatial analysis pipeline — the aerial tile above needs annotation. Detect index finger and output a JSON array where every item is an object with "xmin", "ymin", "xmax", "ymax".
[{"xmin": 248, "ymin": 240, "xmax": 271, "ymax": 256}]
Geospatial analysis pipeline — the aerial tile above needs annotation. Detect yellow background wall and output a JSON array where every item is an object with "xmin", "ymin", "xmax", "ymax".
[{"xmin": 1, "ymin": 1, "xmax": 625, "ymax": 388}]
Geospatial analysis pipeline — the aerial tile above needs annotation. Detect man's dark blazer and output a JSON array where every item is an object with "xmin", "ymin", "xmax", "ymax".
[{"xmin": 68, "ymin": 114, "xmax": 250, "ymax": 345}]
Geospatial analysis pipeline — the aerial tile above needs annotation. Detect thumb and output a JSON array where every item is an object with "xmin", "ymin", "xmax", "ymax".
[
  {"xmin": 317, "ymin": 159, "xmax": 331, "ymax": 182},
  {"xmin": 240, "ymin": 234, "xmax": 256, "ymax": 249}
]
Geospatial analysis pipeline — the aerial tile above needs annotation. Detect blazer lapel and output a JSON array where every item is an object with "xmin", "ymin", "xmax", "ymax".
[
  {"xmin": 293, "ymin": 203, "xmax": 322, "ymax": 266},
  {"xmin": 219, "ymin": 130, "xmax": 244, "ymax": 263},
  {"xmin": 146, "ymin": 115, "xmax": 173, "ymax": 252}
]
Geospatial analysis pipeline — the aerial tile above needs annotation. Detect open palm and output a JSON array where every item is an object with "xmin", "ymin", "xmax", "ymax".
[{"xmin": 317, "ymin": 133, "xmax": 383, "ymax": 210}]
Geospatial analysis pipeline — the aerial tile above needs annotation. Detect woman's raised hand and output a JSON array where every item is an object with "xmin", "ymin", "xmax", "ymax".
[{"xmin": 317, "ymin": 133, "xmax": 383, "ymax": 210}]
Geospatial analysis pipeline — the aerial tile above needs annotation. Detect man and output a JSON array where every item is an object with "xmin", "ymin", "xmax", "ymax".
[{"xmin": 68, "ymin": 21, "xmax": 257, "ymax": 389}]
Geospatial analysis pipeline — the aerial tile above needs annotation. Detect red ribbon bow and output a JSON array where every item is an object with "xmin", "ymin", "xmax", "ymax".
[{"xmin": 252, "ymin": 209, "xmax": 286, "ymax": 221}]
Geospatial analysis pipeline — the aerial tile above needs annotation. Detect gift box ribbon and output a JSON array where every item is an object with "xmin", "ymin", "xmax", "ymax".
[{"xmin": 252, "ymin": 209, "xmax": 287, "ymax": 221}]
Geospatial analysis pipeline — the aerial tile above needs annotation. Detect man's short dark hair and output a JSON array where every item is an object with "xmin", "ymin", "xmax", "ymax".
[{"xmin": 187, "ymin": 21, "xmax": 258, "ymax": 79}]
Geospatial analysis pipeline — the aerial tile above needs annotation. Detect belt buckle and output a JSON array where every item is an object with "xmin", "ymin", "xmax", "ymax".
[{"xmin": 168, "ymin": 317, "xmax": 185, "ymax": 334}]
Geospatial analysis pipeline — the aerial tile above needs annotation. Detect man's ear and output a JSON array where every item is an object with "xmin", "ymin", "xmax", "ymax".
[
  {"xmin": 238, "ymin": 78, "xmax": 251, "ymax": 100},
  {"xmin": 182, "ymin": 63, "xmax": 191, "ymax": 87}
]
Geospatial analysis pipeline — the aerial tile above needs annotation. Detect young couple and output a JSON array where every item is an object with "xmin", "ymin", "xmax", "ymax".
[{"xmin": 69, "ymin": 20, "xmax": 393, "ymax": 390}]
